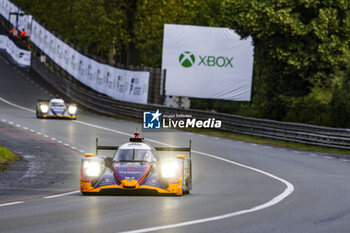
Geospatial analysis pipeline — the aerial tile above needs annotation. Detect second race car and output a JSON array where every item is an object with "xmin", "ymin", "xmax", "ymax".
[
  {"xmin": 36, "ymin": 98, "xmax": 77, "ymax": 119},
  {"xmin": 80, "ymin": 132, "xmax": 192, "ymax": 195}
]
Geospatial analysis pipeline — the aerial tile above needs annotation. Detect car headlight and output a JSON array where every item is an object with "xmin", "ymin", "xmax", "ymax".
[
  {"xmin": 83, "ymin": 160, "xmax": 102, "ymax": 177},
  {"xmin": 161, "ymin": 161, "xmax": 180, "ymax": 179},
  {"xmin": 40, "ymin": 104, "xmax": 49, "ymax": 113},
  {"xmin": 68, "ymin": 105, "xmax": 77, "ymax": 114}
]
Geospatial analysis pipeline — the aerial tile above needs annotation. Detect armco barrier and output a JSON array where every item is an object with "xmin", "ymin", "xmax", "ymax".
[
  {"xmin": 3, "ymin": 0, "xmax": 346, "ymax": 150},
  {"xmin": 30, "ymin": 54, "xmax": 350, "ymax": 150}
]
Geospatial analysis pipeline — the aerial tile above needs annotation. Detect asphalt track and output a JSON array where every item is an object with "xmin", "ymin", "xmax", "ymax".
[{"xmin": 0, "ymin": 53, "xmax": 350, "ymax": 233}]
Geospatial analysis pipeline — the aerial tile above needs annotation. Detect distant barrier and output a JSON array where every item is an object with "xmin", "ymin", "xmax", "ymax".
[
  {"xmin": 0, "ymin": 29, "xmax": 30, "ymax": 67},
  {"xmin": 30, "ymin": 54, "xmax": 350, "ymax": 150},
  {"xmin": 1, "ymin": 0, "xmax": 349, "ymax": 150}
]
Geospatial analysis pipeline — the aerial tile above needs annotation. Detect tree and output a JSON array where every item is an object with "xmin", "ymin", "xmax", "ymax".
[
  {"xmin": 13, "ymin": 0, "xmax": 130, "ymax": 63},
  {"xmin": 132, "ymin": 0, "xmax": 222, "ymax": 67},
  {"xmin": 222, "ymin": 0, "xmax": 350, "ymax": 120}
]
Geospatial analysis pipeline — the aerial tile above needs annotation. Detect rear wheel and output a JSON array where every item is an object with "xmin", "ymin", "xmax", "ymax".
[{"xmin": 36, "ymin": 110, "xmax": 41, "ymax": 118}]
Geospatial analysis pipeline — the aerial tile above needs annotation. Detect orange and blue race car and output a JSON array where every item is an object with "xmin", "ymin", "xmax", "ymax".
[
  {"xmin": 80, "ymin": 132, "xmax": 192, "ymax": 195},
  {"xmin": 36, "ymin": 98, "xmax": 77, "ymax": 119}
]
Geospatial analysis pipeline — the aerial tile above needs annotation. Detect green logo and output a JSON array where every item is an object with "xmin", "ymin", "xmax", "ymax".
[{"xmin": 179, "ymin": 51, "xmax": 195, "ymax": 68}]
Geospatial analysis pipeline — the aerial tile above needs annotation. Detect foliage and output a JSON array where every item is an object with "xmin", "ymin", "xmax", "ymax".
[
  {"xmin": 132, "ymin": 0, "xmax": 222, "ymax": 67},
  {"xmin": 10, "ymin": 0, "xmax": 350, "ymax": 127},
  {"xmin": 12, "ymin": 0, "xmax": 130, "ymax": 62},
  {"xmin": 329, "ymin": 55, "xmax": 350, "ymax": 127},
  {"xmin": 12, "ymin": 0, "xmax": 221, "ymax": 66},
  {"xmin": 222, "ymin": 0, "xmax": 350, "ymax": 121},
  {"xmin": 283, "ymin": 86, "xmax": 332, "ymax": 125},
  {"xmin": 0, "ymin": 145, "xmax": 18, "ymax": 172}
]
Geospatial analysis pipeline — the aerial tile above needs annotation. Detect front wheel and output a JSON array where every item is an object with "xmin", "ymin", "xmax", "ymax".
[
  {"xmin": 183, "ymin": 190, "xmax": 190, "ymax": 195},
  {"xmin": 181, "ymin": 163, "xmax": 190, "ymax": 195}
]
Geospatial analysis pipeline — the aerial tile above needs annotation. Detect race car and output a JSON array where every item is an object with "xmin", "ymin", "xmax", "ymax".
[
  {"xmin": 80, "ymin": 132, "xmax": 192, "ymax": 195},
  {"xmin": 36, "ymin": 98, "xmax": 77, "ymax": 119}
]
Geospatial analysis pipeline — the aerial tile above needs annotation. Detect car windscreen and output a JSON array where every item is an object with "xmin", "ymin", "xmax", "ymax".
[
  {"xmin": 113, "ymin": 149, "xmax": 155, "ymax": 162},
  {"xmin": 50, "ymin": 102, "xmax": 65, "ymax": 107}
]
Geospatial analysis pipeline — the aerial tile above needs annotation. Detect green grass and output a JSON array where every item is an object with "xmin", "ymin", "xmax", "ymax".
[
  {"xmin": 184, "ymin": 128, "xmax": 350, "ymax": 155},
  {"xmin": 0, "ymin": 146, "xmax": 18, "ymax": 172}
]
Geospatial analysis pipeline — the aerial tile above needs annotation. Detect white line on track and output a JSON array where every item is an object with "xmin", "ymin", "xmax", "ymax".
[
  {"xmin": 51, "ymin": 137, "xmax": 56, "ymax": 141},
  {"xmin": 43, "ymin": 190, "xmax": 80, "ymax": 199},
  {"xmin": 36, "ymin": 132, "xmax": 42, "ymax": 135},
  {"xmin": 23, "ymin": 127, "xmax": 28, "ymax": 130},
  {"xmin": 0, "ymin": 201, "xmax": 24, "ymax": 207},
  {"xmin": 341, "ymin": 159, "xmax": 349, "ymax": 162},
  {"xmin": 324, "ymin": 156, "xmax": 333, "ymax": 159},
  {"xmin": 29, "ymin": 129, "xmax": 35, "ymax": 133},
  {"xmin": 79, "ymin": 149, "xmax": 85, "ymax": 153},
  {"xmin": 0, "ymin": 97, "xmax": 35, "ymax": 113},
  {"xmin": 71, "ymin": 146, "xmax": 77, "ymax": 150},
  {"xmin": 44, "ymin": 135, "xmax": 49, "ymax": 138},
  {"xmin": 74, "ymin": 121, "xmax": 295, "ymax": 233},
  {"xmin": 0, "ymin": 96, "xmax": 295, "ymax": 231},
  {"xmin": 8, "ymin": 121, "xmax": 13, "ymax": 124},
  {"xmin": 119, "ymin": 151, "xmax": 294, "ymax": 233},
  {"xmin": 57, "ymin": 140, "xmax": 63, "ymax": 144},
  {"xmin": 64, "ymin": 143, "xmax": 69, "ymax": 147},
  {"xmin": 15, "ymin": 124, "xmax": 21, "ymax": 127}
]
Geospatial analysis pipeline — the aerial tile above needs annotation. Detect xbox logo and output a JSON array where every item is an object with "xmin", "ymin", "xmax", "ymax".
[{"xmin": 179, "ymin": 51, "xmax": 195, "ymax": 68}]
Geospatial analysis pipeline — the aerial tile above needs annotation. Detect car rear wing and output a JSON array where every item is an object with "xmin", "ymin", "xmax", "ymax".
[
  {"xmin": 95, "ymin": 138, "xmax": 118, "ymax": 155},
  {"xmin": 95, "ymin": 138, "xmax": 191, "ymax": 159},
  {"xmin": 154, "ymin": 141, "xmax": 191, "ymax": 159}
]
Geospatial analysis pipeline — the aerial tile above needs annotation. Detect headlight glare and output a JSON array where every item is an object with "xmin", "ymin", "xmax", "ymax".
[
  {"xmin": 68, "ymin": 105, "xmax": 77, "ymax": 114},
  {"xmin": 161, "ymin": 161, "xmax": 179, "ymax": 178},
  {"xmin": 40, "ymin": 104, "xmax": 49, "ymax": 113},
  {"xmin": 83, "ymin": 160, "xmax": 102, "ymax": 177}
]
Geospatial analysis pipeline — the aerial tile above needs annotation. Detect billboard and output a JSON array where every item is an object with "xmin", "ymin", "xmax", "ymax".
[
  {"xmin": 31, "ymin": 20, "xmax": 150, "ymax": 104},
  {"xmin": 162, "ymin": 24, "xmax": 254, "ymax": 101}
]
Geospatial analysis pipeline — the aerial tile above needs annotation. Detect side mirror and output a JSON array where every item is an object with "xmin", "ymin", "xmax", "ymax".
[
  {"xmin": 176, "ymin": 155, "xmax": 186, "ymax": 160},
  {"xmin": 104, "ymin": 157, "xmax": 113, "ymax": 168},
  {"xmin": 85, "ymin": 153, "xmax": 95, "ymax": 157}
]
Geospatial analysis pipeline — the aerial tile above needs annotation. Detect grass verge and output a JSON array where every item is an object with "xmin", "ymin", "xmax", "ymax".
[
  {"xmin": 184, "ymin": 128, "xmax": 350, "ymax": 155},
  {"xmin": 0, "ymin": 145, "xmax": 18, "ymax": 172}
]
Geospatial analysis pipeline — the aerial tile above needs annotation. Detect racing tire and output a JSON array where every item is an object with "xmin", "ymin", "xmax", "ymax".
[
  {"xmin": 183, "ymin": 190, "xmax": 190, "ymax": 195},
  {"xmin": 36, "ymin": 110, "xmax": 41, "ymax": 119},
  {"xmin": 181, "ymin": 163, "xmax": 189, "ymax": 195}
]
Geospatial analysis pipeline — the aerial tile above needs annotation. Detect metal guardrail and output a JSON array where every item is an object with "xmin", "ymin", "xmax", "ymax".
[
  {"xmin": 2, "ymin": 6, "xmax": 347, "ymax": 151},
  {"xmin": 30, "ymin": 54, "xmax": 350, "ymax": 150}
]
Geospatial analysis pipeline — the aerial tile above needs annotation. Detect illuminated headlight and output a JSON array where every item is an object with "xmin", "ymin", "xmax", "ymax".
[
  {"xmin": 83, "ymin": 160, "xmax": 102, "ymax": 177},
  {"xmin": 68, "ymin": 105, "xmax": 77, "ymax": 114},
  {"xmin": 40, "ymin": 104, "xmax": 49, "ymax": 113},
  {"xmin": 161, "ymin": 161, "xmax": 180, "ymax": 179}
]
